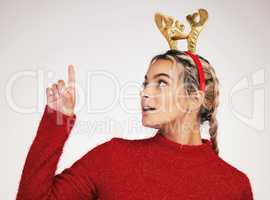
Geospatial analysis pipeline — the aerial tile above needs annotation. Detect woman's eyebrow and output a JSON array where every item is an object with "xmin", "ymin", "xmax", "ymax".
[{"xmin": 144, "ymin": 73, "xmax": 171, "ymax": 80}]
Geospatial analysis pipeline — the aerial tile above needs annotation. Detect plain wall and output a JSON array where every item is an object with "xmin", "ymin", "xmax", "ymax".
[{"xmin": 0, "ymin": 0, "xmax": 269, "ymax": 199}]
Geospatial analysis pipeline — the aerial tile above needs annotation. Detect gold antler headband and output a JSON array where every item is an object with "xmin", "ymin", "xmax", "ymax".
[
  {"xmin": 154, "ymin": 8, "xmax": 208, "ymax": 53},
  {"xmin": 154, "ymin": 8, "xmax": 209, "ymax": 91}
]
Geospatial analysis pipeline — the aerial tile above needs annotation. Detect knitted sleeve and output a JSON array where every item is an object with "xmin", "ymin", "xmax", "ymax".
[{"xmin": 16, "ymin": 105, "xmax": 105, "ymax": 200}]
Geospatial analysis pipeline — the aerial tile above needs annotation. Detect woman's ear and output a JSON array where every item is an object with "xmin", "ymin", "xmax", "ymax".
[
  {"xmin": 188, "ymin": 90, "xmax": 205, "ymax": 112},
  {"xmin": 176, "ymin": 87, "xmax": 190, "ymax": 113}
]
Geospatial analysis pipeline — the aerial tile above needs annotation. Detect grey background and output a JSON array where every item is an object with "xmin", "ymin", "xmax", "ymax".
[{"xmin": 0, "ymin": 0, "xmax": 269, "ymax": 199}]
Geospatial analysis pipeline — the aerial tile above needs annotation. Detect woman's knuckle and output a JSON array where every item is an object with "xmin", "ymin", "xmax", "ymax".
[{"xmin": 58, "ymin": 79, "xmax": 64, "ymax": 84}]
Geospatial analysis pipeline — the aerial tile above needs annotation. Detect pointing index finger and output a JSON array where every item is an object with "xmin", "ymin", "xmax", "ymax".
[{"xmin": 68, "ymin": 64, "xmax": 75, "ymax": 88}]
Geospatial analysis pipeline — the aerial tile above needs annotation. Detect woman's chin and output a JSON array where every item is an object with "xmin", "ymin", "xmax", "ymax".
[{"xmin": 142, "ymin": 117, "xmax": 161, "ymax": 129}]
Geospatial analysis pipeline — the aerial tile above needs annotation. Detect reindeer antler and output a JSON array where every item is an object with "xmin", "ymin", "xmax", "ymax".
[
  {"xmin": 154, "ymin": 12, "xmax": 189, "ymax": 50},
  {"xmin": 154, "ymin": 9, "xmax": 209, "ymax": 53},
  {"xmin": 186, "ymin": 9, "xmax": 208, "ymax": 53}
]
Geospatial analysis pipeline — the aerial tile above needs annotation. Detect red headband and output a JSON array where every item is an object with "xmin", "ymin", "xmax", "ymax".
[{"xmin": 184, "ymin": 50, "xmax": 206, "ymax": 91}]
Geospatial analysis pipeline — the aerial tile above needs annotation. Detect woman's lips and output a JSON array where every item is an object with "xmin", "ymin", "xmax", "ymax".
[{"xmin": 142, "ymin": 108, "xmax": 156, "ymax": 115}]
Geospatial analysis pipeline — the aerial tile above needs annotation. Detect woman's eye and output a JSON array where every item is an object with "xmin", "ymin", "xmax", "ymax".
[
  {"xmin": 158, "ymin": 80, "xmax": 168, "ymax": 87},
  {"xmin": 142, "ymin": 81, "xmax": 148, "ymax": 88},
  {"xmin": 141, "ymin": 80, "xmax": 167, "ymax": 88}
]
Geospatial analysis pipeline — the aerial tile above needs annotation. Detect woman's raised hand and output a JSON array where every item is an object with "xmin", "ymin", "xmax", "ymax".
[{"xmin": 46, "ymin": 64, "xmax": 76, "ymax": 116}]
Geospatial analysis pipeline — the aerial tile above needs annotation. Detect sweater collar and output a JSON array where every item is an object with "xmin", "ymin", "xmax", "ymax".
[{"xmin": 153, "ymin": 129, "xmax": 216, "ymax": 157}]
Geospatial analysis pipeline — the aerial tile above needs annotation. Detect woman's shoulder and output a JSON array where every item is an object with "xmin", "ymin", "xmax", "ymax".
[
  {"xmin": 110, "ymin": 135, "xmax": 154, "ymax": 143},
  {"xmin": 83, "ymin": 136, "xmax": 152, "ymax": 168},
  {"xmin": 109, "ymin": 135, "xmax": 155, "ymax": 148},
  {"xmin": 214, "ymin": 155, "xmax": 247, "ymax": 174},
  {"xmin": 88, "ymin": 135, "xmax": 152, "ymax": 153},
  {"xmin": 211, "ymin": 154, "xmax": 252, "ymax": 190}
]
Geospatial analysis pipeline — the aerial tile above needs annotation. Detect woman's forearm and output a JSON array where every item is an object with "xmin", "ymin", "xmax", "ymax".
[{"xmin": 16, "ymin": 105, "xmax": 76, "ymax": 199}]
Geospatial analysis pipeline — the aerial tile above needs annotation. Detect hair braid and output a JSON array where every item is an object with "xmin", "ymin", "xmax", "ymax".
[{"xmin": 204, "ymin": 64, "xmax": 220, "ymax": 155}]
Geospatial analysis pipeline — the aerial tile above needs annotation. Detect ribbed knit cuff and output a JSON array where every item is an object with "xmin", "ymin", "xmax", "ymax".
[{"xmin": 44, "ymin": 104, "xmax": 77, "ymax": 133}]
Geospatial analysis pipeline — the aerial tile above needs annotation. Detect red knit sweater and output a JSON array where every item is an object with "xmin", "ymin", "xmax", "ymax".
[{"xmin": 16, "ymin": 105, "xmax": 254, "ymax": 200}]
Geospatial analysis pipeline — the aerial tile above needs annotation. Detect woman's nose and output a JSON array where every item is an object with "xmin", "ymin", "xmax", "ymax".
[{"xmin": 140, "ymin": 90, "xmax": 149, "ymax": 98}]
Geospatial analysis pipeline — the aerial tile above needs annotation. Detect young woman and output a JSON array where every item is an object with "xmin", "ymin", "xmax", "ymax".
[
  {"xmin": 16, "ymin": 50, "xmax": 254, "ymax": 199},
  {"xmin": 16, "ymin": 8, "xmax": 254, "ymax": 199}
]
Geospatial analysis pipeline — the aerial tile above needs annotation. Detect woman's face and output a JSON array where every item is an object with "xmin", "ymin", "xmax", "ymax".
[{"xmin": 140, "ymin": 59, "xmax": 189, "ymax": 129}]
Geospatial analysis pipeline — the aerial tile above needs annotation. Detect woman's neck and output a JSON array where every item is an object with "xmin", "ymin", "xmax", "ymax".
[{"xmin": 160, "ymin": 115, "xmax": 202, "ymax": 145}]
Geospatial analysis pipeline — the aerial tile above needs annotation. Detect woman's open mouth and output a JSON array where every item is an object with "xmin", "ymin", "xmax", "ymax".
[{"xmin": 142, "ymin": 106, "xmax": 156, "ymax": 115}]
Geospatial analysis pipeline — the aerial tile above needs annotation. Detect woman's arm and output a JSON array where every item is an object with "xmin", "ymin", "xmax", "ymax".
[
  {"xmin": 16, "ymin": 105, "xmax": 98, "ymax": 200},
  {"xmin": 241, "ymin": 174, "xmax": 254, "ymax": 200},
  {"xmin": 16, "ymin": 65, "xmax": 111, "ymax": 199}
]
